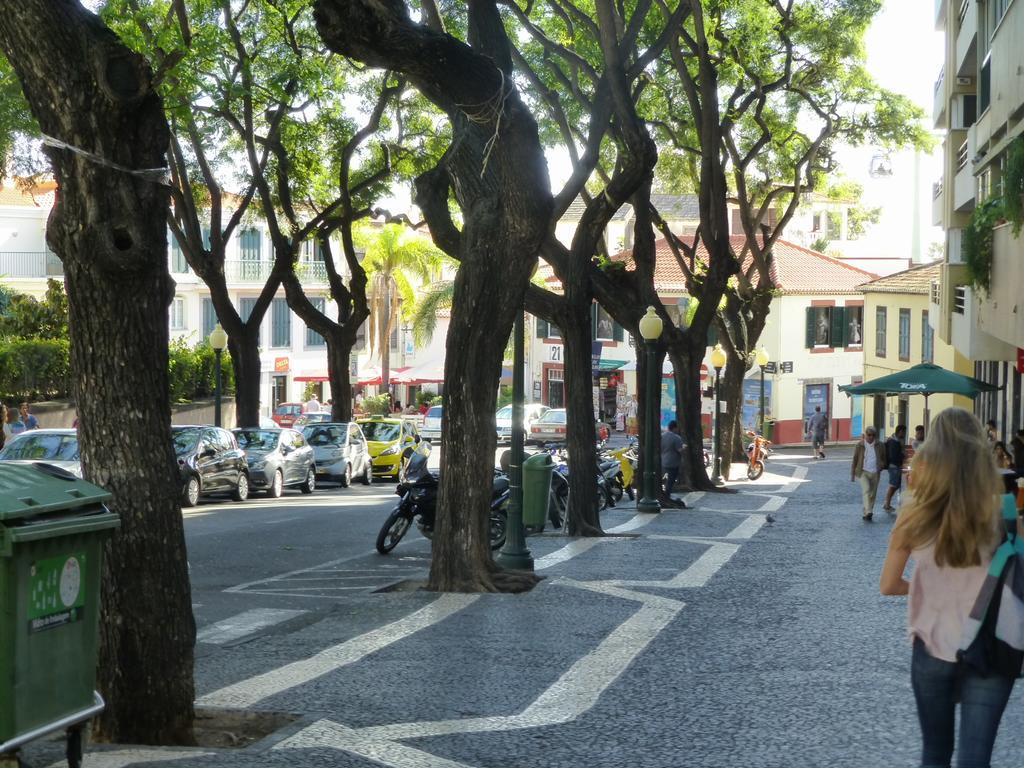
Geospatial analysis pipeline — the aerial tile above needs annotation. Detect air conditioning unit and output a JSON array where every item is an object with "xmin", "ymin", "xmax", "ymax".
[
  {"xmin": 956, "ymin": 76, "xmax": 973, "ymax": 86},
  {"xmin": 951, "ymin": 93, "xmax": 978, "ymax": 129}
]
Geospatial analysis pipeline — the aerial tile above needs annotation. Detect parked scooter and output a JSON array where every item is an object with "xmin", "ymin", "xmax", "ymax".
[
  {"xmin": 596, "ymin": 444, "xmax": 623, "ymax": 507},
  {"xmin": 745, "ymin": 430, "xmax": 772, "ymax": 481},
  {"xmin": 606, "ymin": 439, "xmax": 637, "ymax": 501},
  {"xmin": 376, "ymin": 443, "xmax": 508, "ymax": 554}
]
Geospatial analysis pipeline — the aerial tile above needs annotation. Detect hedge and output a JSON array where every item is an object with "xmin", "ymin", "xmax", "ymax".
[{"xmin": 0, "ymin": 338, "xmax": 71, "ymax": 400}]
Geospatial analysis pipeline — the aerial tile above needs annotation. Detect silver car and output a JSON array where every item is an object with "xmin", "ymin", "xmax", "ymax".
[
  {"xmin": 0, "ymin": 429, "xmax": 81, "ymax": 477},
  {"xmin": 528, "ymin": 408, "xmax": 568, "ymax": 445},
  {"xmin": 496, "ymin": 403, "xmax": 550, "ymax": 443},
  {"xmin": 302, "ymin": 423, "xmax": 372, "ymax": 487},
  {"xmin": 421, "ymin": 405, "xmax": 443, "ymax": 441},
  {"xmin": 233, "ymin": 427, "xmax": 316, "ymax": 498}
]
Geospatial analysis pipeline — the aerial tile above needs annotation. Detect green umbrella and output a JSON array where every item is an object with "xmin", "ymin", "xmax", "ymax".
[{"xmin": 839, "ymin": 363, "xmax": 999, "ymax": 434}]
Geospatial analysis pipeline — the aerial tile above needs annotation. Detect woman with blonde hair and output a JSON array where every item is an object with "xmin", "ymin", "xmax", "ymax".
[{"xmin": 880, "ymin": 407, "xmax": 1014, "ymax": 767}]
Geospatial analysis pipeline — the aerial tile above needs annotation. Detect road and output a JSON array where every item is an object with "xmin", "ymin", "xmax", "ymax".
[{"xmin": 21, "ymin": 447, "xmax": 1024, "ymax": 768}]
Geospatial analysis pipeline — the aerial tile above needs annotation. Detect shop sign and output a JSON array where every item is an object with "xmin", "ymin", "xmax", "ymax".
[{"xmin": 274, "ymin": 357, "xmax": 290, "ymax": 373}]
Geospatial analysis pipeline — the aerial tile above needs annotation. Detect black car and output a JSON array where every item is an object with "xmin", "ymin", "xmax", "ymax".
[{"xmin": 173, "ymin": 425, "xmax": 250, "ymax": 507}]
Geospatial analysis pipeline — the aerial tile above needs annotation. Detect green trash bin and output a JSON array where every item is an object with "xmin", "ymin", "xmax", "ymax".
[
  {"xmin": 522, "ymin": 453, "xmax": 554, "ymax": 528},
  {"xmin": 763, "ymin": 419, "xmax": 776, "ymax": 442},
  {"xmin": 0, "ymin": 463, "xmax": 119, "ymax": 756}
]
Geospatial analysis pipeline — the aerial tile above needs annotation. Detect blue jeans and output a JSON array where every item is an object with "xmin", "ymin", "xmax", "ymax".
[
  {"xmin": 911, "ymin": 638, "xmax": 1015, "ymax": 768},
  {"xmin": 663, "ymin": 466, "xmax": 679, "ymax": 498}
]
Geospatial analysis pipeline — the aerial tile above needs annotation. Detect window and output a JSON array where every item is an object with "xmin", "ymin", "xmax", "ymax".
[
  {"xmin": 272, "ymin": 298, "xmax": 291, "ymax": 348},
  {"xmin": 592, "ymin": 305, "xmax": 623, "ymax": 342},
  {"xmin": 170, "ymin": 297, "xmax": 185, "ymax": 330},
  {"xmin": 170, "ymin": 236, "xmax": 188, "ymax": 273},
  {"xmin": 805, "ymin": 306, "xmax": 838, "ymax": 348},
  {"xmin": 875, "ymin": 307, "xmax": 887, "ymax": 358},
  {"xmin": 898, "ymin": 308, "xmax": 911, "ymax": 361},
  {"xmin": 355, "ymin": 319, "xmax": 367, "ymax": 352},
  {"xmin": 239, "ymin": 228, "xmax": 261, "ymax": 260},
  {"xmin": 306, "ymin": 298, "xmax": 326, "ymax": 347},
  {"xmin": 922, "ymin": 310, "xmax": 934, "ymax": 363},
  {"xmin": 202, "ymin": 298, "xmax": 217, "ymax": 339},
  {"xmin": 536, "ymin": 318, "xmax": 561, "ymax": 339},
  {"xmin": 845, "ymin": 306, "xmax": 863, "ymax": 347}
]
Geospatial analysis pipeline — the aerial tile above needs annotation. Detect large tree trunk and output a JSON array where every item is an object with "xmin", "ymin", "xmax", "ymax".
[
  {"xmin": 667, "ymin": 345, "xmax": 714, "ymax": 490},
  {"xmin": 560, "ymin": 300, "xmax": 602, "ymax": 535},
  {"xmin": 716, "ymin": 359, "xmax": 747, "ymax": 478},
  {"xmin": 229, "ymin": 329, "xmax": 263, "ymax": 428},
  {"xmin": 326, "ymin": 330, "xmax": 355, "ymax": 422},
  {"xmin": 315, "ymin": 0, "xmax": 551, "ymax": 592},
  {"xmin": 0, "ymin": 0, "xmax": 195, "ymax": 743}
]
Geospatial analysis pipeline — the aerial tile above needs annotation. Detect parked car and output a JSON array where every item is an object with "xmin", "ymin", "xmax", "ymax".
[
  {"xmin": 357, "ymin": 416, "xmax": 419, "ymax": 480},
  {"xmin": 294, "ymin": 412, "xmax": 333, "ymax": 428},
  {"xmin": 301, "ymin": 422, "xmax": 372, "ymax": 487},
  {"xmin": 0, "ymin": 428, "xmax": 81, "ymax": 477},
  {"xmin": 271, "ymin": 402, "xmax": 304, "ymax": 428},
  {"xmin": 495, "ymin": 403, "xmax": 550, "ymax": 443},
  {"xmin": 421, "ymin": 405, "xmax": 443, "ymax": 441},
  {"xmin": 173, "ymin": 425, "xmax": 250, "ymax": 507},
  {"xmin": 232, "ymin": 427, "xmax": 316, "ymax": 498},
  {"xmin": 529, "ymin": 408, "xmax": 568, "ymax": 444}
]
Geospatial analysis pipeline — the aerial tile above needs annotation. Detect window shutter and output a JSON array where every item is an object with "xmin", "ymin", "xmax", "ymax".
[
  {"xmin": 202, "ymin": 299, "xmax": 217, "ymax": 338},
  {"xmin": 612, "ymin": 321, "xmax": 624, "ymax": 342},
  {"xmin": 830, "ymin": 306, "xmax": 846, "ymax": 348},
  {"xmin": 805, "ymin": 307, "xmax": 815, "ymax": 349},
  {"xmin": 536, "ymin": 318, "xmax": 549, "ymax": 338},
  {"xmin": 307, "ymin": 298, "xmax": 326, "ymax": 347},
  {"xmin": 202, "ymin": 227, "xmax": 212, "ymax": 250}
]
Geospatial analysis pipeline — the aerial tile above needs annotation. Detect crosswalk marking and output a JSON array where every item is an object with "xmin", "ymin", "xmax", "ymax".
[{"xmin": 196, "ymin": 608, "xmax": 307, "ymax": 645}]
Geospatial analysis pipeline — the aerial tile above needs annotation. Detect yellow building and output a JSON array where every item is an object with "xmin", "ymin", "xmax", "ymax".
[{"xmin": 860, "ymin": 263, "xmax": 973, "ymax": 436}]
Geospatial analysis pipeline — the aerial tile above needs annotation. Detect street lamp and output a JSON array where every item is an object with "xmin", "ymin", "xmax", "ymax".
[
  {"xmin": 209, "ymin": 323, "xmax": 228, "ymax": 427},
  {"xmin": 496, "ymin": 309, "xmax": 533, "ymax": 571},
  {"xmin": 754, "ymin": 346, "xmax": 770, "ymax": 435},
  {"xmin": 710, "ymin": 343, "xmax": 727, "ymax": 486},
  {"xmin": 637, "ymin": 306, "xmax": 663, "ymax": 514}
]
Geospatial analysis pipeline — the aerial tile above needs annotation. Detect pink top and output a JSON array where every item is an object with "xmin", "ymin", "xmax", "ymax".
[{"xmin": 909, "ymin": 542, "xmax": 993, "ymax": 662}]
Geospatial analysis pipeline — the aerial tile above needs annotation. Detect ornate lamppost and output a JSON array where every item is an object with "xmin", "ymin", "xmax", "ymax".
[
  {"xmin": 496, "ymin": 310, "xmax": 533, "ymax": 571},
  {"xmin": 710, "ymin": 343, "xmax": 727, "ymax": 486},
  {"xmin": 209, "ymin": 323, "xmax": 228, "ymax": 427},
  {"xmin": 755, "ymin": 346, "xmax": 770, "ymax": 434},
  {"xmin": 637, "ymin": 306, "xmax": 663, "ymax": 514}
]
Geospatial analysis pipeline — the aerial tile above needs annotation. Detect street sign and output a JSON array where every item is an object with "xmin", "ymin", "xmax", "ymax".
[
  {"xmin": 781, "ymin": 361, "xmax": 794, "ymax": 374},
  {"xmin": 764, "ymin": 361, "xmax": 778, "ymax": 374},
  {"xmin": 628, "ymin": 334, "xmax": 636, "ymax": 348}
]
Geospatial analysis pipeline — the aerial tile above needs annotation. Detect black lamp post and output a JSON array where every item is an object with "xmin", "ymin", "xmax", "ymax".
[
  {"xmin": 209, "ymin": 323, "xmax": 228, "ymax": 427},
  {"xmin": 710, "ymin": 343, "xmax": 726, "ymax": 485},
  {"xmin": 496, "ymin": 310, "xmax": 533, "ymax": 571},
  {"xmin": 755, "ymin": 346, "xmax": 769, "ymax": 434},
  {"xmin": 636, "ymin": 306, "xmax": 663, "ymax": 514}
]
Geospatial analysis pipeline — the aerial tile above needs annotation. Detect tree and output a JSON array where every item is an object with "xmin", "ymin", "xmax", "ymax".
[
  {"xmin": 645, "ymin": 0, "xmax": 928, "ymax": 479},
  {"xmin": 359, "ymin": 223, "xmax": 444, "ymax": 391},
  {"xmin": 0, "ymin": 0, "xmax": 194, "ymax": 743},
  {"xmin": 315, "ymin": 0, "xmax": 552, "ymax": 591},
  {"xmin": 0, "ymin": 278, "xmax": 68, "ymax": 339}
]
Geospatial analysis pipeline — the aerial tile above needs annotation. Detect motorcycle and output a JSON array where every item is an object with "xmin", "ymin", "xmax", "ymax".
[
  {"xmin": 376, "ymin": 443, "xmax": 508, "ymax": 554},
  {"xmin": 596, "ymin": 444, "xmax": 623, "ymax": 507},
  {"xmin": 606, "ymin": 439, "xmax": 637, "ymax": 501},
  {"xmin": 745, "ymin": 430, "xmax": 772, "ymax": 481}
]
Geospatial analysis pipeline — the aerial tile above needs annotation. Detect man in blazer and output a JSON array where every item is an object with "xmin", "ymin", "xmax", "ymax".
[{"xmin": 851, "ymin": 426, "xmax": 886, "ymax": 521}]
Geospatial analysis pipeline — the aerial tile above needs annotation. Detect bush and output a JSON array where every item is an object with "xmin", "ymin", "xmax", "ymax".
[
  {"xmin": 415, "ymin": 391, "xmax": 434, "ymax": 408},
  {"xmin": 0, "ymin": 338, "xmax": 71, "ymax": 400},
  {"xmin": 430, "ymin": 395, "xmax": 443, "ymax": 406},
  {"xmin": 361, "ymin": 394, "xmax": 392, "ymax": 415},
  {"xmin": 963, "ymin": 197, "xmax": 1004, "ymax": 295},
  {"xmin": 168, "ymin": 339, "xmax": 234, "ymax": 403}
]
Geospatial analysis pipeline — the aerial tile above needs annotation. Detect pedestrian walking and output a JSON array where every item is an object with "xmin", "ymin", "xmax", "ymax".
[
  {"xmin": 304, "ymin": 393, "xmax": 321, "ymax": 414},
  {"xmin": 882, "ymin": 424, "xmax": 907, "ymax": 513},
  {"xmin": 19, "ymin": 401, "xmax": 38, "ymax": 430},
  {"xmin": 880, "ymin": 407, "xmax": 1015, "ymax": 768},
  {"xmin": 626, "ymin": 395, "xmax": 639, "ymax": 437},
  {"xmin": 806, "ymin": 405, "xmax": 828, "ymax": 459},
  {"xmin": 8, "ymin": 403, "xmax": 26, "ymax": 436},
  {"xmin": 851, "ymin": 425, "xmax": 885, "ymax": 521},
  {"xmin": 986, "ymin": 419, "xmax": 998, "ymax": 444},
  {"xmin": 660, "ymin": 420, "xmax": 687, "ymax": 508},
  {"xmin": 911, "ymin": 424, "xmax": 925, "ymax": 451}
]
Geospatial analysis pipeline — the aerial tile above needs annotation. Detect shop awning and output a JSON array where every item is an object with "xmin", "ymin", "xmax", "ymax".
[
  {"xmin": 401, "ymin": 359, "xmax": 446, "ymax": 384},
  {"xmin": 596, "ymin": 359, "xmax": 628, "ymax": 372},
  {"xmin": 294, "ymin": 372, "xmax": 329, "ymax": 382},
  {"xmin": 356, "ymin": 366, "xmax": 413, "ymax": 385}
]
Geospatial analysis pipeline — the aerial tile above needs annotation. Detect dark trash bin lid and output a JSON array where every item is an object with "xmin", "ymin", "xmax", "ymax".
[{"xmin": 0, "ymin": 462, "xmax": 112, "ymax": 522}]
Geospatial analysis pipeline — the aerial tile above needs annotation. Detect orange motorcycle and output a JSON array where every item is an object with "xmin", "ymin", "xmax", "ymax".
[{"xmin": 745, "ymin": 430, "xmax": 772, "ymax": 481}]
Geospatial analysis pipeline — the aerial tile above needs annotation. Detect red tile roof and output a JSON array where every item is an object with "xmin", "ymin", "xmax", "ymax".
[
  {"xmin": 614, "ymin": 234, "xmax": 877, "ymax": 295},
  {"xmin": 0, "ymin": 181, "xmax": 56, "ymax": 208}
]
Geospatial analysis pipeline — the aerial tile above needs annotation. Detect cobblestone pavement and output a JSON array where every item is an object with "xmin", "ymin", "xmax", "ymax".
[{"xmin": 25, "ymin": 447, "xmax": 1024, "ymax": 767}]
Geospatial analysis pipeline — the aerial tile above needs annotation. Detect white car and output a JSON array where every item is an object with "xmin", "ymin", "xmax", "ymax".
[
  {"xmin": 495, "ymin": 403, "xmax": 550, "ymax": 443},
  {"xmin": 0, "ymin": 428, "xmax": 82, "ymax": 477},
  {"xmin": 420, "ymin": 405, "xmax": 443, "ymax": 441}
]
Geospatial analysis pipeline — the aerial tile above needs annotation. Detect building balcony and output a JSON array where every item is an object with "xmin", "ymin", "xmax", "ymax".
[
  {"xmin": 950, "ymin": 282, "xmax": 1017, "ymax": 361},
  {"xmin": 933, "ymin": 69, "xmax": 947, "ymax": 128},
  {"xmin": 955, "ymin": 0, "xmax": 977, "ymax": 78},
  {"xmin": 952, "ymin": 136, "xmax": 975, "ymax": 211},
  {"xmin": 223, "ymin": 259, "xmax": 328, "ymax": 285},
  {"xmin": 0, "ymin": 250, "xmax": 63, "ymax": 279},
  {"xmin": 932, "ymin": 181, "xmax": 944, "ymax": 226},
  {"xmin": 976, "ymin": 224, "xmax": 1024, "ymax": 349}
]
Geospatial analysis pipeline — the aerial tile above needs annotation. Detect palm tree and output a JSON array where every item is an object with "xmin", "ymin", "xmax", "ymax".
[{"xmin": 360, "ymin": 224, "xmax": 444, "ymax": 390}]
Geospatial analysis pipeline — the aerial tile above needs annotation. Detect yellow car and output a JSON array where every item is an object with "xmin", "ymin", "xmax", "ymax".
[{"xmin": 357, "ymin": 416, "xmax": 420, "ymax": 480}]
